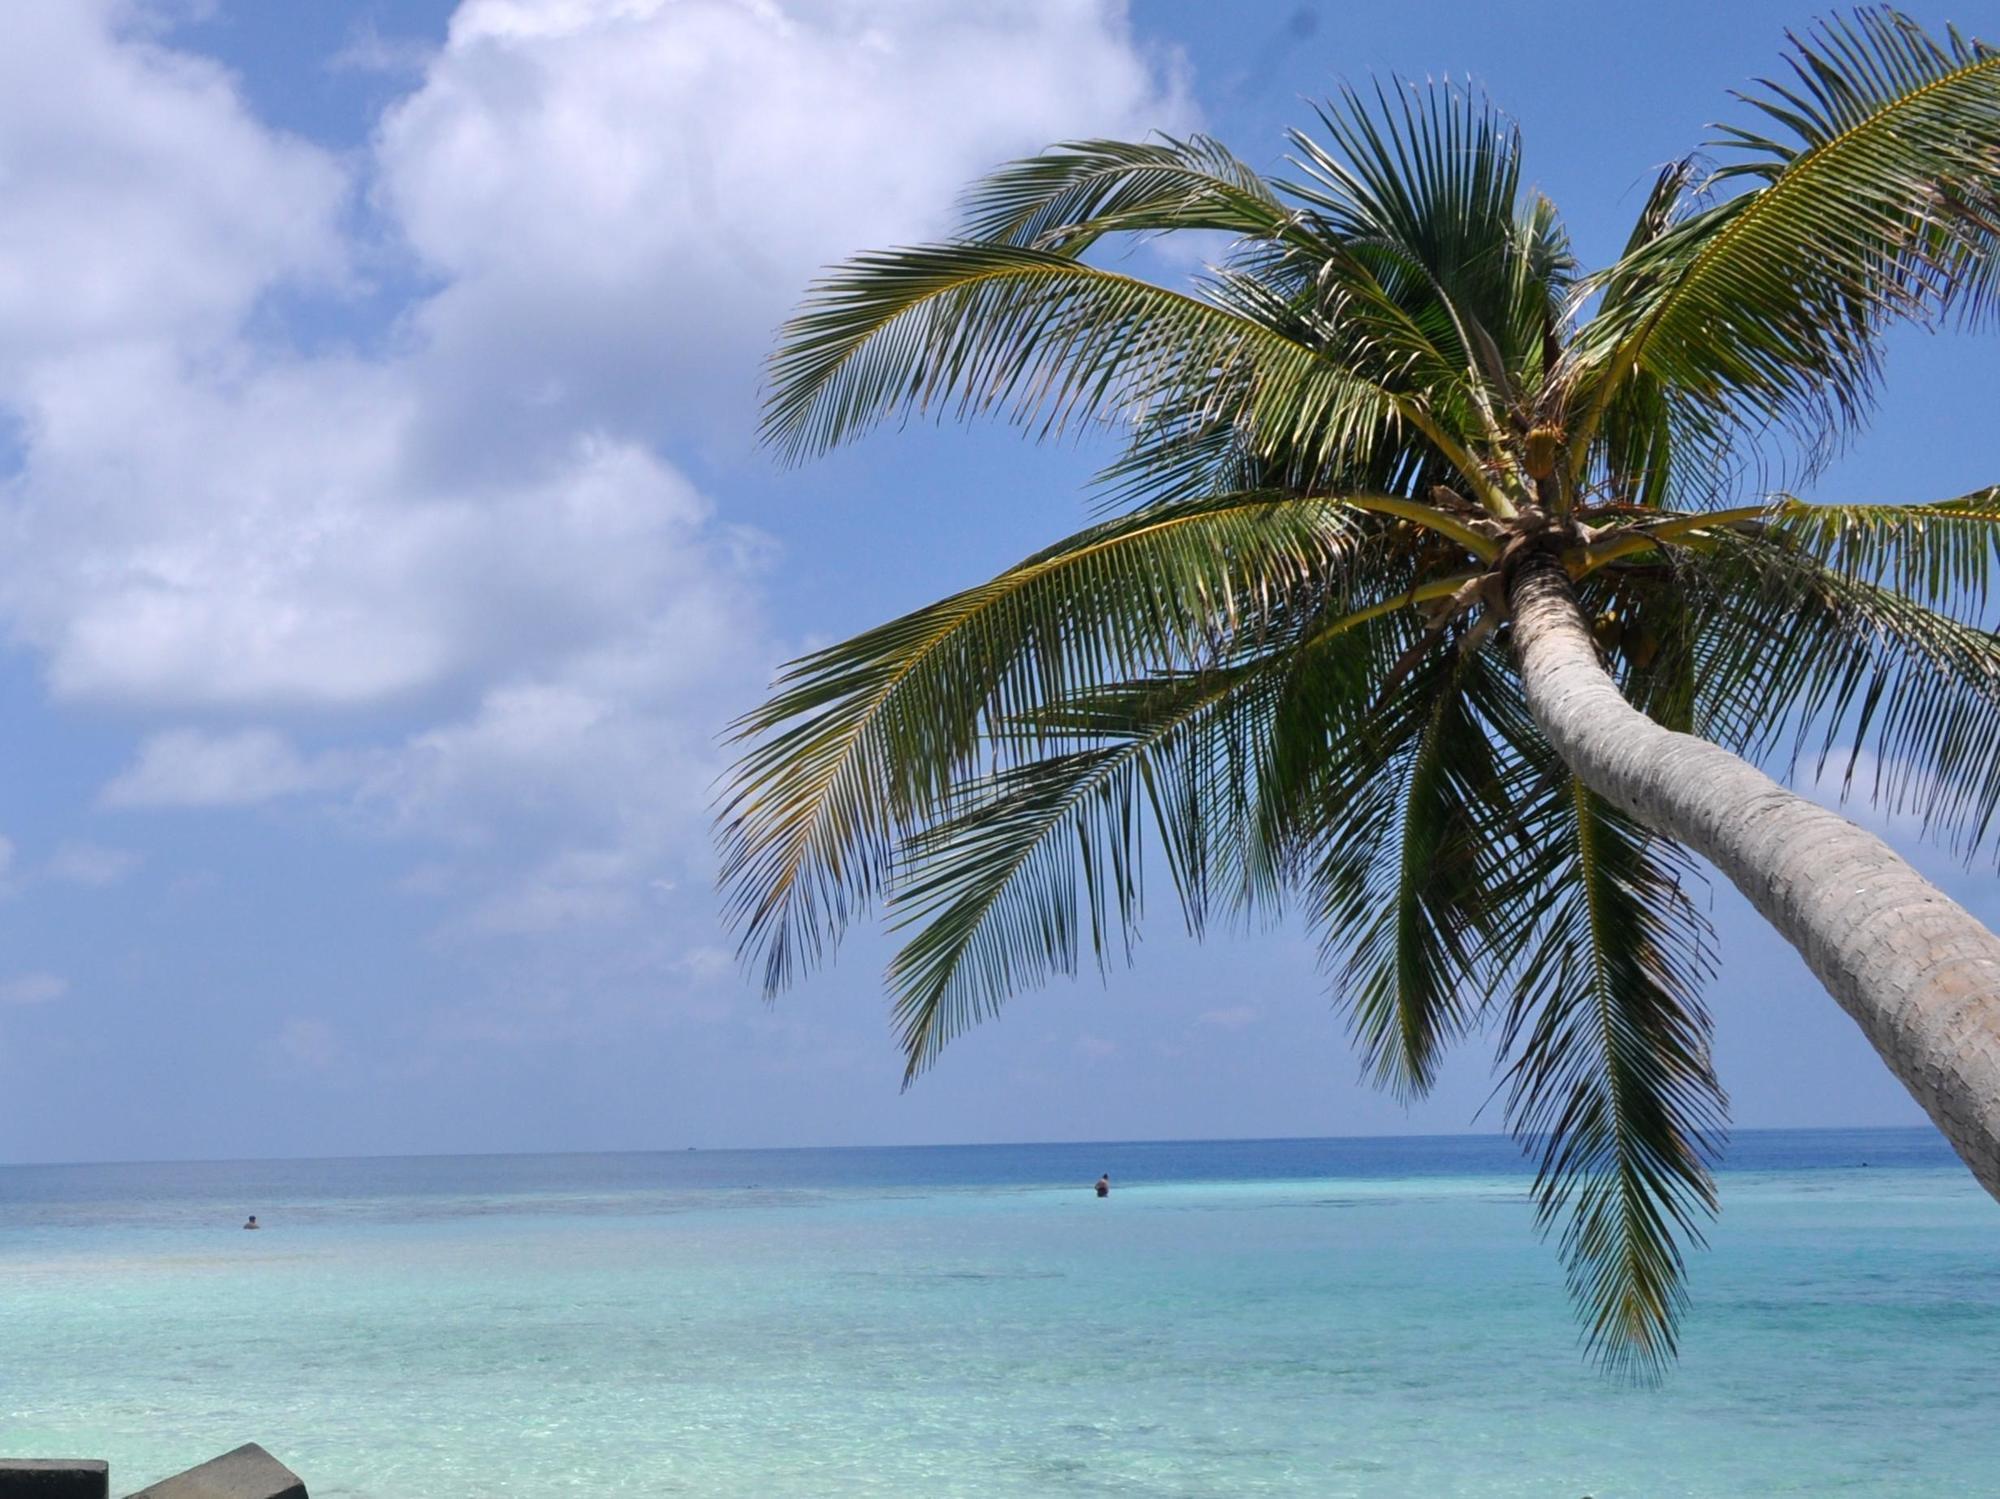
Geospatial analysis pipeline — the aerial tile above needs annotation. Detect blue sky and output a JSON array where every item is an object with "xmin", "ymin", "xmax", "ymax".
[{"xmin": 0, "ymin": 0, "xmax": 1995, "ymax": 1164}]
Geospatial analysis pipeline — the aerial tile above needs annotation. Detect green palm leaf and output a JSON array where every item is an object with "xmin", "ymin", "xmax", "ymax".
[
  {"xmin": 1573, "ymin": 9, "xmax": 2000, "ymax": 461},
  {"xmin": 729, "ymin": 9, "xmax": 2000, "ymax": 1375},
  {"xmin": 1754, "ymin": 487, "xmax": 2000, "ymax": 608},
  {"xmin": 719, "ymin": 492, "xmax": 1376, "ymax": 993},
  {"xmin": 1495, "ymin": 775, "xmax": 1725, "ymax": 1378},
  {"xmin": 884, "ymin": 663, "xmax": 1288, "ymax": 1082},
  {"xmin": 957, "ymin": 135, "xmax": 1295, "ymax": 253},
  {"xmin": 1314, "ymin": 639, "xmax": 1516, "ymax": 1096},
  {"xmin": 1678, "ymin": 530, "xmax": 2000, "ymax": 852},
  {"xmin": 762, "ymin": 243, "xmax": 1419, "ymax": 482},
  {"xmin": 883, "ymin": 568, "xmax": 1462, "ymax": 1080}
]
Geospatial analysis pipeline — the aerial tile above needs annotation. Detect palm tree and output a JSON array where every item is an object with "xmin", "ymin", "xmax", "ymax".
[{"xmin": 719, "ymin": 8, "xmax": 2000, "ymax": 1372}]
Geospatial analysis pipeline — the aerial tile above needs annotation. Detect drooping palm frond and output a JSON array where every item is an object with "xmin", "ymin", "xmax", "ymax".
[
  {"xmin": 885, "ymin": 746, "xmax": 1151, "ymax": 1078},
  {"xmin": 763, "ymin": 242, "xmax": 1460, "ymax": 487},
  {"xmin": 1493, "ymin": 772, "xmax": 1725, "ymax": 1379},
  {"xmin": 957, "ymin": 135, "xmax": 1297, "ymax": 253},
  {"xmin": 1571, "ymin": 9, "xmax": 2000, "ymax": 465},
  {"xmin": 878, "ymin": 520, "xmax": 1492, "ymax": 1081},
  {"xmin": 1752, "ymin": 486, "xmax": 2000, "ymax": 608},
  {"xmin": 1287, "ymin": 637, "xmax": 1726, "ymax": 1375},
  {"xmin": 1672, "ymin": 529, "xmax": 2000, "ymax": 853},
  {"xmin": 1311, "ymin": 639, "xmax": 1518, "ymax": 1096},
  {"xmin": 720, "ymin": 491, "xmax": 1377, "ymax": 993},
  {"xmin": 882, "ymin": 602, "xmax": 1414, "ymax": 1081},
  {"xmin": 1568, "ymin": 487, "xmax": 2000, "ymax": 847},
  {"xmin": 883, "ymin": 667, "xmax": 1276, "ymax": 1081},
  {"xmin": 721, "ymin": 483, "xmax": 1501, "ymax": 1009},
  {"xmin": 1575, "ymin": 486, "xmax": 2000, "ymax": 591}
]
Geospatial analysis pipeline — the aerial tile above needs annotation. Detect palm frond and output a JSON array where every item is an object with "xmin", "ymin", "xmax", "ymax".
[
  {"xmin": 1494, "ymin": 774, "xmax": 1725, "ymax": 1378},
  {"xmin": 885, "ymin": 662, "xmax": 1288, "ymax": 1082},
  {"xmin": 1204, "ymin": 253, "xmax": 1501, "ymax": 489},
  {"xmin": 1572, "ymin": 8, "xmax": 2000, "ymax": 464},
  {"xmin": 957, "ymin": 135, "xmax": 1296, "ymax": 253},
  {"xmin": 718, "ymin": 492, "xmax": 1366, "ymax": 995},
  {"xmin": 885, "ymin": 746, "xmax": 1149, "ymax": 1081},
  {"xmin": 762, "ymin": 244, "xmax": 1419, "ymax": 481},
  {"xmin": 1753, "ymin": 486, "xmax": 2000, "ymax": 609},
  {"xmin": 1314, "ymin": 639, "xmax": 1517, "ymax": 1096},
  {"xmin": 883, "ymin": 575, "xmax": 1449, "ymax": 1081},
  {"xmin": 1285, "ymin": 80, "xmax": 1543, "ymax": 376},
  {"xmin": 1666, "ymin": 525, "xmax": 2000, "ymax": 855}
]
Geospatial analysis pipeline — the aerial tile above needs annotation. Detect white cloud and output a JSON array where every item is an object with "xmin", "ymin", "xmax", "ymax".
[
  {"xmin": 5, "ymin": 362, "xmax": 745, "ymax": 711},
  {"xmin": 1, "ymin": 0, "xmax": 1183, "ymax": 717},
  {"xmin": 0, "ymin": 3, "xmax": 347, "ymax": 380},
  {"xmin": 376, "ymin": 0, "xmax": 1191, "ymax": 443},
  {"xmin": 0, "ymin": 972, "xmax": 68, "ymax": 1007},
  {"xmin": 47, "ymin": 841, "xmax": 143, "ymax": 887},
  {"xmin": 1197, "ymin": 1004, "xmax": 1258, "ymax": 1031},
  {"xmin": 0, "ymin": 0, "xmax": 1190, "ymax": 1034},
  {"xmin": 101, "ymin": 728, "xmax": 355, "ymax": 808}
]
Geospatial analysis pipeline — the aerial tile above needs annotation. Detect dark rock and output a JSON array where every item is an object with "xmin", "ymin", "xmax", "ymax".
[
  {"xmin": 121, "ymin": 1446, "xmax": 304, "ymax": 1499},
  {"xmin": 0, "ymin": 1459, "xmax": 110, "ymax": 1499}
]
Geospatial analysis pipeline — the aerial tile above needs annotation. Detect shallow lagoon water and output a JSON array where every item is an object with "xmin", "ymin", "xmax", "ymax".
[{"xmin": 2, "ymin": 1130, "xmax": 1995, "ymax": 1496}]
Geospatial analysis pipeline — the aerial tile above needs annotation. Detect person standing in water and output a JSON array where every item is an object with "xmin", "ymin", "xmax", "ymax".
[
  {"xmin": 1094, "ymin": 1174, "xmax": 1109, "ymax": 1198},
  {"xmin": 242, "ymin": 1215, "xmax": 260, "ymax": 1230}
]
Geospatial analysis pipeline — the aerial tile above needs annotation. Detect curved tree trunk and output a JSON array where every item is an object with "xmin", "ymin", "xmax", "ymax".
[{"xmin": 1508, "ymin": 551, "xmax": 2000, "ymax": 1199}]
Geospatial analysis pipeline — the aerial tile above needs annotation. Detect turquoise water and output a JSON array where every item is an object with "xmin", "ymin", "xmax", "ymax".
[{"xmin": 2, "ymin": 1130, "xmax": 1995, "ymax": 1497}]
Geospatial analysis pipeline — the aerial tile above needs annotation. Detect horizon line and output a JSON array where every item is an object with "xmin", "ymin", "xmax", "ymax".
[{"xmin": 0, "ymin": 1120, "xmax": 1942, "ymax": 1173}]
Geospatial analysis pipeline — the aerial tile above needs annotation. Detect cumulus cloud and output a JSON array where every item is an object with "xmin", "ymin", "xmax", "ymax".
[
  {"xmin": 377, "ymin": 0, "xmax": 1191, "ymax": 446},
  {"xmin": 7, "ymin": 351, "xmax": 748, "ymax": 712},
  {"xmin": 101, "ymin": 728, "xmax": 355, "ymax": 808},
  {"xmin": 7, "ymin": 0, "xmax": 1182, "ymax": 712},
  {"xmin": 0, "ymin": 0, "xmax": 1190, "ymax": 1035},
  {"xmin": 0, "ymin": 2, "xmax": 347, "ymax": 380}
]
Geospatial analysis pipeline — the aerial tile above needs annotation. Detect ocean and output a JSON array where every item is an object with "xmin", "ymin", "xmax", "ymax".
[{"xmin": 1, "ymin": 1129, "xmax": 1995, "ymax": 1497}]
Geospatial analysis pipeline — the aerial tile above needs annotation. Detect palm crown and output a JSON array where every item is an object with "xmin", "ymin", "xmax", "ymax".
[{"xmin": 720, "ymin": 9, "xmax": 2000, "ymax": 1373}]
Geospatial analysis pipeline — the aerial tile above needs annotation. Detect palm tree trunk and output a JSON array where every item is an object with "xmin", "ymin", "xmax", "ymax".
[{"xmin": 1508, "ymin": 551, "xmax": 2000, "ymax": 1198}]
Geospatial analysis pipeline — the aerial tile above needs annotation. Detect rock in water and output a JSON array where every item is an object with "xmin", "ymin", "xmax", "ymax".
[
  {"xmin": 121, "ymin": 1446, "xmax": 305, "ymax": 1499},
  {"xmin": 0, "ymin": 1459, "xmax": 110, "ymax": 1498}
]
